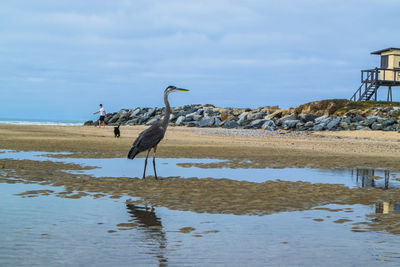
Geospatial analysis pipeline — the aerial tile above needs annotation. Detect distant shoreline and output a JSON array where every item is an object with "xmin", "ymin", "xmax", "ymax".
[{"xmin": 0, "ymin": 119, "xmax": 82, "ymax": 126}]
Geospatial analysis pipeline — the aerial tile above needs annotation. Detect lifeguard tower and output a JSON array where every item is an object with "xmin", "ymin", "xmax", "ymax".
[{"xmin": 350, "ymin": 47, "xmax": 400, "ymax": 102}]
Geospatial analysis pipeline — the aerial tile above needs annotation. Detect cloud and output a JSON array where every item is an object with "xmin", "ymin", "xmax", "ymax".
[{"xmin": 1, "ymin": 0, "xmax": 400, "ymax": 120}]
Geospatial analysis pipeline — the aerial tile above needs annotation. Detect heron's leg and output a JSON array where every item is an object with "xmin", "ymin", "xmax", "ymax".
[
  {"xmin": 143, "ymin": 150, "xmax": 151, "ymax": 179},
  {"xmin": 152, "ymin": 145, "xmax": 158, "ymax": 180}
]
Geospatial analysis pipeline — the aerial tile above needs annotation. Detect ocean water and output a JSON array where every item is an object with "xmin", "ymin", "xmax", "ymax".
[{"xmin": 0, "ymin": 118, "xmax": 83, "ymax": 126}]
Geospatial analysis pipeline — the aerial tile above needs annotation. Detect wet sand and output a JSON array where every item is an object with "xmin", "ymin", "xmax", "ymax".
[
  {"xmin": 0, "ymin": 124, "xmax": 399, "ymax": 170},
  {"xmin": 2, "ymin": 158, "xmax": 400, "ymax": 234},
  {"xmin": 1, "ymin": 124, "xmax": 400, "ymax": 234}
]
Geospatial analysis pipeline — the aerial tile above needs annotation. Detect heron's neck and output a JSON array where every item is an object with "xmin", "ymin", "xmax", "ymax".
[{"xmin": 162, "ymin": 92, "xmax": 170, "ymax": 129}]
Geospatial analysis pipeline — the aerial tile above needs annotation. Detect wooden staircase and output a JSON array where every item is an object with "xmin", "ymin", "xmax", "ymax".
[{"xmin": 350, "ymin": 69, "xmax": 380, "ymax": 101}]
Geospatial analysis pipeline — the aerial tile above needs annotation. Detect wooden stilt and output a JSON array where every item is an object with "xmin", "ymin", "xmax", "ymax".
[{"xmin": 387, "ymin": 86, "xmax": 392, "ymax": 102}]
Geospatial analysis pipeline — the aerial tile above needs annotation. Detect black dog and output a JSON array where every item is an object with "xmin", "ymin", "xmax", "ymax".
[{"xmin": 114, "ymin": 125, "xmax": 120, "ymax": 138}]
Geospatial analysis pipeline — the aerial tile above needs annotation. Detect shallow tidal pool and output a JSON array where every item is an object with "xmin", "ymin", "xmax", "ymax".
[
  {"xmin": 0, "ymin": 150, "xmax": 399, "ymax": 189},
  {"xmin": 1, "ymin": 149, "xmax": 400, "ymax": 265}
]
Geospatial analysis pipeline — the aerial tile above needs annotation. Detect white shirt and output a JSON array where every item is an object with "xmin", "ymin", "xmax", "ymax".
[{"xmin": 100, "ymin": 107, "xmax": 105, "ymax": 116}]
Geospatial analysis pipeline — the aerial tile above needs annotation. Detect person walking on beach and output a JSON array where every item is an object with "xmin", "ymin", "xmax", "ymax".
[{"xmin": 93, "ymin": 104, "xmax": 107, "ymax": 128}]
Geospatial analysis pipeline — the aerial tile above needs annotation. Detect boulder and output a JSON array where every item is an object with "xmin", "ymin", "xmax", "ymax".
[
  {"xmin": 304, "ymin": 121, "xmax": 314, "ymax": 128},
  {"xmin": 222, "ymin": 119, "xmax": 239, "ymax": 129},
  {"xmin": 313, "ymin": 124, "xmax": 325, "ymax": 131},
  {"xmin": 250, "ymin": 119, "xmax": 267, "ymax": 128},
  {"xmin": 262, "ymin": 120, "xmax": 276, "ymax": 131},
  {"xmin": 175, "ymin": 116, "xmax": 186, "ymax": 126},
  {"xmin": 186, "ymin": 121, "xmax": 199, "ymax": 127},
  {"xmin": 238, "ymin": 112, "xmax": 249, "ymax": 120},
  {"xmin": 362, "ymin": 115, "xmax": 379, "ymax": 126},
  {"xmin": 276, "ymin": 114, "xmax": 296, "ymax": 126},
  {"xmin": 129, "ymin": 108, "xmax": 142, "ymax": 118},
  {"xmin": 265, "ymin": 110, "xmax": 282, "ymax": 120},
  {"xmin": 382, "ymin": 118, "xmax": 397, "ymax": 128},
  {"xmin": 326, "ymin": 117, "xmax": 341, "ymax": 130},
  {"xmin": 247, "ymin": 112, "xmax": 265, "ymax": 121},
  {"xmin": 199, "ymin": 116, "xmax": 216, "ymax": 127},
  {"xmin": 146, "ymin": 116, "xmax": 160, "ymax": 125},
  {"xmin": 83, "ymin": 120, "xmax": 93, "ymax": 126},
  {"xmin": 283, "ymin": 120, "xmax": 300, "ymax": 129},
  {"xmin": 108, "ymin": 114, "xmax": 120, "ymax": 123},
  {"xmin": 314, "ymin": 115, "xmax": 329, "ymax": 124},
  {"xmin": 298, "ymin": 114, "xmax": 317, "ymax": 122},
  {"xmin": 370, "ymin": 122, "xmax": 382, "ymax": 130}
]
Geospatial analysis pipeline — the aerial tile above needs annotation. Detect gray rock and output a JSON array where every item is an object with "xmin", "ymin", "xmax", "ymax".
[
  {"xmin": 169, "ymin": 114, "xmax": 176, "ymax": 121},
  {"xmin": 362, "ymin": 115, "xmax": 379, "ymax": 126},
  {"xmin": 356, "ymin": 125, "xmax": 365, "ymax": 130},
  {"xmin": 304, "ymin": 121, "xmax": 314, "ymax": 128},
  {"xmin": 313, "ymin": 124, "xmax": 325, "ymax": 131},
  {"xmin": 326, "ymin": 117, "xmax": 341, "ymax": 130},
  {"xmin": 276, "ymin": 114, "xmax": 296, "ymax": 126},
  {"xmin": 129, "ymin": 108, "xmax": 141, "ymax": 118},
  {"xmin": 265, "ymin": 110, "xmax": 282, "ymax": 120},
  {"xmin": 383, "ymin": 125, "xmax": 394, "ymax": 131},
  {"xmin": 351, "ymin": 115, "xmax": 364, "ymax": 122},
  {"xmin": 199, "ymin": 116, "xmax": 216, "ymax": 127},
  {"xmin": 238, "ymin": 112, "xmax": 249, "ymax": 120},
  {"xmin": 262, "ymin": 120, "xmax": 276, "ymax": 131},
  {"xmin": 238, "ymin": 116, "xmax": 248, "ymax": 126},
  {"xmin": 248, "ymin": 112, "xmax": 265, "ymax": 121},
  {"xmin": 371, "ymin": 122, "xmax": 382, "ymax": 130},
  {"xmin": 283, "ymin": 120, "xmax": 300, "ymax": 128},
  {"xmin": 204, "ymin": 109, "xmax": 213, "ymax": 116},
  {"xmin": 250, "ymin": 119, "xmax": 267, "ymax": 128},
  {"xmin": 108, "ymin": 114, "xmax": 119, "ymax": 123},
  {"xmin": 298, "ymin": 114, "xmax": 317, "ymax": 122},
  {"xmin": 296, "ymin": 122, "xmax": 305, "ymax": 130},
  {"xmin": 222, "ymin": 119, "xmax": 239, "ymax": 129},
  {"xmin": 186, "ymin": 121, "xmax": 199, "ymax": 127},
  {"xmin": 342, "ymin": 117, "xmax": 352, "ymax": 124},
  {"xmin": 145, "ymin": 116, "xmax": 160, "ymax": 125},
  {"xmin": 382, "ymin": 118, "xmax": 397, "ymax": 127},
  {"xmin": 175, "ymin": 116, "xmax": 186, "ymax": 126},
  {"xmin": 315, "ymin": 115, "xmax": 329, "ymax": 124},
  {"xmin": 185, "ymin": 113, "xmax": 202, "ymax": 121},
  {"xmin": 340, "ymin": 122, "xmax": 349, "ymax": 129}
]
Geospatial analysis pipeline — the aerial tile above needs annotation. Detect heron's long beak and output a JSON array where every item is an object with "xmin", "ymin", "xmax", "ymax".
[{"xmin": 176, "ymin": 88, "xmax": 189, "ymax": 91}]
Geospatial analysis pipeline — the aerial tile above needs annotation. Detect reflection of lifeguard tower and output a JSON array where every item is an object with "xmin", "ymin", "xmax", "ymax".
[{"xmin": 351, "ymin": 48, "xmax": 400, "ymax": 102}]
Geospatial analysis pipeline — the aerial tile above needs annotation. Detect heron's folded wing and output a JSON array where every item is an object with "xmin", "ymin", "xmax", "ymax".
[{"xmin": 133, "ymin": 125, "xmax": 165, "ymax": 152}]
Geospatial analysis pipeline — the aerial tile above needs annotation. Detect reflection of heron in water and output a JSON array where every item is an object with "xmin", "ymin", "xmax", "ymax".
[
  {"xmin": 127, "ymin": 85, "xmax": 189, "ymax": 179},
  {"xmin": 126, "ymin": 204, "xmax": 167, "ymax": 265}
]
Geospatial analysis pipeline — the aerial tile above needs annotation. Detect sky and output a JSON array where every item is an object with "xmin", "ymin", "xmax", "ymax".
[{"xmin": 1, "ymin": 0, "xmax": 400, "ymax": 121}]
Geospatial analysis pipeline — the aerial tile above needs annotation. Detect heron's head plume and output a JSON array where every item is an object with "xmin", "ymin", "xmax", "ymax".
[{"xmin": 165, "ymin": 85, "xmax": 189, "ymax": 95}]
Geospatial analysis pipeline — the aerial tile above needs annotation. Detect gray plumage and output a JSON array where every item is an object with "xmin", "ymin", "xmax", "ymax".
[{"xmin": 127, "ymin": 85, "xmax": 189, "ymax": 179}]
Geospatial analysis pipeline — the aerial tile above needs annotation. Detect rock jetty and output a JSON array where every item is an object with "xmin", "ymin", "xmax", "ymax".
[{"xmin": 84, "ymin": 99, "xmax": 400, "ymax": 131}]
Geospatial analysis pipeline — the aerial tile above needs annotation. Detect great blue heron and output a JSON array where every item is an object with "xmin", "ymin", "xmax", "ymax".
[{"xmin": 127, "ymin": 85, "xmax": 189, "ymax": 179}]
